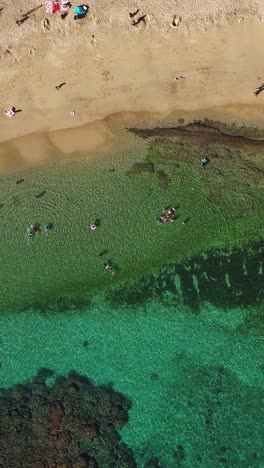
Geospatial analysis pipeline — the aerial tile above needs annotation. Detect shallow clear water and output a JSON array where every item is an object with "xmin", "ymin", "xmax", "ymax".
[
  {"xmin": 0, "ymin": 299, "xmax": 263, "ymax": 466},
  {"xmin": 0, "ymin": 139, "xmax": 263, "ymax": 466},
  {"xmin": 0, "ymin": 141, "xmax": 262, "ymax": 312}
]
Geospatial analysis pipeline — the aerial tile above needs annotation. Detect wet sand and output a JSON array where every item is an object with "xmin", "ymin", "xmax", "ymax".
[{"xmin": 1, "ymin": 104, "xmax": 264, "ymax": 175}]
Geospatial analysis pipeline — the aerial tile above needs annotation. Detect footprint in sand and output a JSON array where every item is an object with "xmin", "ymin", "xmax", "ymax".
[
  {"xmin": 42, "ymin": 18, "xmax": 50, "ymax": 32},
  {"xmin": 4, "ymin": 47, "xmax": 12, "ymax": 55},
  {"xmin": 171, "ymin": 15, "xmax": 182, "ymax": 28},
  {"xmin": 29, "ymin": 47, "xmax": 37, "ymax": 56}
]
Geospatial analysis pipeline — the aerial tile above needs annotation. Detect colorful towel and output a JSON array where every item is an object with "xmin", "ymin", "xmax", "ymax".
[
  {"xmin": 61, "ymin": 0, "xmax": 69, "ymax": 12},
  {"xmin": 53, "ymin": 2, "xmax": 61, "ymax": 12},
  {"xmin": 45, "ymin": 1, "xmax": 53, "ymax": 14}
]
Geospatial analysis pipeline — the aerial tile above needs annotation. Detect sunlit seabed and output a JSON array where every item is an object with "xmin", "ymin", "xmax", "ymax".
[
  {"xmin": 0, "ymin": 300, "xmax": 264, "ymax": 466},
  {"xmin": 0, "ymin": 136, "xmax": 263, "ymax": 466},
  {"xmin": 0, "ymin": 138, "xmax": 263, "ymax": 312}
]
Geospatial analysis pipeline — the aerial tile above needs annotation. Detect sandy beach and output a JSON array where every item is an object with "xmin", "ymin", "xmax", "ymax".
[{"xmin": 1, "ymin": 0, "xmax": 264, "ymax": 170}]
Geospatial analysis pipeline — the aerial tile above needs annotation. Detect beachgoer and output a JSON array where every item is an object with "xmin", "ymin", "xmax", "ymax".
[
  {"xmin": 103, "ymin": 263, "xmax": 115, "ymax": 276},
  {"xmin": 254, "ymin": 83, "xmax": 264, "ymax": 97},
  {"xmin": 201, "ymin": 157, "xmax": 209, "ymax": 168},
  {"xmin": 160, "ymin": 207, "xmax": 177, "ymax": 222},
  {"xmin": 162, "ymin": 207, "xmax": 176, "ymax": 215},
  {"xmin": 44, "ymin": 223, "xmax": 50, "ymax": 233},
  {"xmin": 90, "ymin": 223, "xmax": 97, "ymax": 230},
  {"xmin": 4, "ymin": 109, "xmax": 15, "ymax": 118},
  {"xmin": 55, "ymin": 82, "xmax": 66, "ymax": 90},
  {"xmin": 28, "ymin": 224, "xmax": 38, "ymax": 237},
  {"xmin": 31, "ymin": 225, "xmax": 38, "ymax": 233}
]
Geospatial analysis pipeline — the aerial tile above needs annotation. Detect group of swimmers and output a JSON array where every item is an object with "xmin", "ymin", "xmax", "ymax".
[
  {"xmin": 27, "ymin": 223, "xmax": 51, "ymax": 237},
  {"xmin": 156, "ymin": 207, "xmax": 177, "ymax": 223}
]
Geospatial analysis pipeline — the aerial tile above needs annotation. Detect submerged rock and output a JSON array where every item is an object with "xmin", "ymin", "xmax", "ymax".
[{"xmin": 0, "ymin": 370, "xmax": 136, "ymax": 468}]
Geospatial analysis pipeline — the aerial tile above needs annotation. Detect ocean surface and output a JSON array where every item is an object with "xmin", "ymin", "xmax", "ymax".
[{"xmin": 0, "ymin": 138, "xmax": 263, "ymax": 466}]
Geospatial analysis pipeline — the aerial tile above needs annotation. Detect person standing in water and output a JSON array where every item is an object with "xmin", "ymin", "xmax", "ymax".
[{"xmin": 103, "ymin": 263, "xmax": 116, "ymax": 276}]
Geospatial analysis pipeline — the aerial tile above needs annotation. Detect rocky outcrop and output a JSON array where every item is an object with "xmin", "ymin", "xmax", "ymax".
[{"xmin": 0, "ymin": 369, "xmax": 136, "ymax": 468}]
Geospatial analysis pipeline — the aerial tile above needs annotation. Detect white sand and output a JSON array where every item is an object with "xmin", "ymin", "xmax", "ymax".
[{"xmin": 0, "ymin": 0, "xmax": 264, "ymax": 170}]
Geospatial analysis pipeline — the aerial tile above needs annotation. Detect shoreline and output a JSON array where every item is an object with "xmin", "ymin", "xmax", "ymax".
[
  {"xmin": 0, "ymin": 118, "xmax": 263, "ymax": 313},
  {"xmin": 2, "ymin": 104, "xmax": 264, "ymax": 174}
]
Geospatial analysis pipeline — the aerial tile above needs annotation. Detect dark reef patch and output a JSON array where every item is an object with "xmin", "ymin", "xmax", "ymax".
[
  {"xmin": 107, "ymin": 240, "xmax": 263, "ymax": 312},
  {"xmin": 0, "ymin": 369, "xmax": 136, "ymax": 468},
  {"xmin": 129, "ymin": 121, "xmax": 264, "ymax": 143}
]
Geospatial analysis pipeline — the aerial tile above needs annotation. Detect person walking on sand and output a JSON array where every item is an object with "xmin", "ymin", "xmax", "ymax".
[{"xmin": 55, "ymin": 82, "xmax": 66, "ymax": 90}]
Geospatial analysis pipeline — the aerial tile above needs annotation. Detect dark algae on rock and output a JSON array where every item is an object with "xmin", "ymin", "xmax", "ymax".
[
  {"xmin": 107, "ymin": 240, "xmax": 263, "ymax": 311},
  {"xmin": 0, "ymin": 370, "xmax": 136, "ymax": 468}
]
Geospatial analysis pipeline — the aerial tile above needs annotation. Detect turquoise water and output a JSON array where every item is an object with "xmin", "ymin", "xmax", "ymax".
[
  {"xmin": 0, "ymin": 299, "xmax": 263, "ymax": 466},
  {"xmin": 0, "ymin": 137, "xmax": 263, "ymax": 466}
]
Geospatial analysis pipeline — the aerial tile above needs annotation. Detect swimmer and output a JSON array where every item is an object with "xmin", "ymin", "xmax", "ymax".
[
  {"xmin": 90, "ymin": 223, "xmax": 97, "ymax": 230},
  {"xmin": 156, "ymin": 216, "xmax": 169, "ymax": 223},
  {"xmin": 103, "ymin": 263, "xmax": 116, "ymax": 276},
  {"xmin": 162, "ymin": 207, "xmax": 177, "ymax": 216},
  {"xmin": 201, "ymin": 157, "xmax": 209, "ymax": 168},
  {"xmin": 44, "ymin": 223, "xmax": 50, "ymax": 233},
  {"xmin": 28, "ymin": 224, "xmax": 38, "ymax": 237},
  {"xmin": 157, "ymin": 207, "xmax": 177, "ymax": 223},
  {"xmin": 30, "ymin": 224, "xmax": 38, "ymax": 234}
]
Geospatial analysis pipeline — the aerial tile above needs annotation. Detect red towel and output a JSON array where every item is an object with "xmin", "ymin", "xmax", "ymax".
[{"xmin": 53, "ymin": 2, "xmax": 61, "ymax": 12}]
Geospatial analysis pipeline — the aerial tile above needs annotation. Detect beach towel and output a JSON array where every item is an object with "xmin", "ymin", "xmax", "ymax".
[
  {"xmin": 45, "ymin": 1, "xmax": 53, "ymax": 14},
  {"xmin": 61, "ymin": 0, "xmax": 69, "ymax": 12},
  {"xmin": 53, "ymin": 2, "xmax": 61, "ymax": 13}
]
